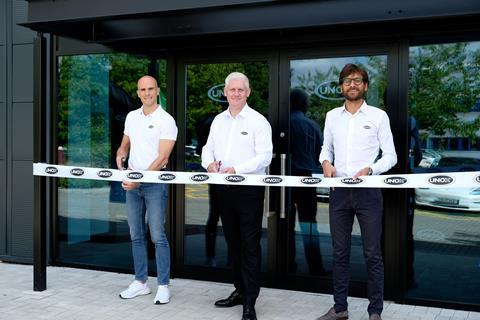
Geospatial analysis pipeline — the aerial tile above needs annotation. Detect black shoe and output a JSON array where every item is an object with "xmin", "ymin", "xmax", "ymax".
[
  {"xmin": 214, "ymin": 290, "xmax": 243, "ymax": 307},
  {"xmin": 242, "ymin": 305, "xmax": 257, "ymax": 320}
]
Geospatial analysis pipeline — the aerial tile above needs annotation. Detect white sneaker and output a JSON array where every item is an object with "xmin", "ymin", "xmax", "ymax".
[
  {"xmin": 119, "ymin": 280, "xmax": 151, "ymax": 299},
  {"xmin": 154, "ymin": 285, "xmax": 170, "ymax": 304}
]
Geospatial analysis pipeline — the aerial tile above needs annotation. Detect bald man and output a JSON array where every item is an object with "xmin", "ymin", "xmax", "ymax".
[{"xmin": 116, "ymin": 75, "xmax": 178, "ymax": 305}]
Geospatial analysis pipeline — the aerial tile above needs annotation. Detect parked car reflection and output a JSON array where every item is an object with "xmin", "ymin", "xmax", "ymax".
[
  {"xmin": 415, "ymin": 187, "xmax": 480, "ymax": 212},
  {"xmin": 414, "ymin": 152, "xmax": 480, "ymax": 212}
]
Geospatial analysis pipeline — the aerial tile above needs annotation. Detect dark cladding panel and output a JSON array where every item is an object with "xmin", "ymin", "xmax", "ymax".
[
  {"xmin": 13, "ymin": 0, "xmax": 35, "ymax": 44},
  {"xmin": 11, "ymin": 160, "xmax": 34, "ymax": 258},
  {"xmin": 0, "ymin": 0, "xmax": 5, "ymax": 45},
  {"xmin": 0, "ymin": 46, "xmax": 4, "ymax": 102},
  {"xmin": 0, "ymin": 103, "xmax": 5, "ymax": 160},
  {"xmin": 0, "ymin": 160, "xmax": 5, "ymax": 255},
  {"xmin": 12, "ymin": 44, "xmax": 33, "ymax": 102},
  {"xmin": 12, "ymin": 102, "xmax": 33, "ymax": 161}
]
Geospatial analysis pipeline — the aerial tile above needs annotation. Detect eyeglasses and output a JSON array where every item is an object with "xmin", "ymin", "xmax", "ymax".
[{"xmin": 341, "ymin": 77, "xmax": 364, "ymax": 85}]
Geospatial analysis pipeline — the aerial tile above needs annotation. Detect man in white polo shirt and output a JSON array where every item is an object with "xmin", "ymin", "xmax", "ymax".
[{"xmin": 116, "ymin": 75, "xmax": 177, "ymax": 305}]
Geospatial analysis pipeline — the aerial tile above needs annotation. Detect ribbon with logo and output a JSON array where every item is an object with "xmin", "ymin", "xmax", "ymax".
[{"xmin": 33, "ymin": 163, "xmax": 480, "ymax": 188}]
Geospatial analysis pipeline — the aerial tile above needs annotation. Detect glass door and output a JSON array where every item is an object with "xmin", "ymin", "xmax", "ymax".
[
  {"xmin": 174, "ymin": 48, "xmax": 401, "ymax": 298},
  {"xmin": 175, "ymin": 57, "xmax": 279, "ymax": 284},
  {"xmin": 276, "ymin": 50, "xmax": 391, "ymax": 294}
]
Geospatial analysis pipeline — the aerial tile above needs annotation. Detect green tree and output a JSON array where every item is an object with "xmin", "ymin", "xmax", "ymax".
[{"xmin": 409, "ymin": 43, "xmax": 480, "ymax": 143}]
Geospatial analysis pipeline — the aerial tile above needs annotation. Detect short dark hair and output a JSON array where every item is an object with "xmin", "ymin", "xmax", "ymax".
[
  {"xmin": 339, "ymin": 63, "xmax": 369, "ymax": 85},
  {"xmin": 290, "ymin": 88, "xmax": 309, "ymax": 113}
]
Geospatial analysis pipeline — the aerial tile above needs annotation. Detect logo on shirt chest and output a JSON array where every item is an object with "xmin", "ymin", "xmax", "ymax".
[
  {"xmin": 240, "ymin": 131, "xmax": 248, "ymax": 135},
  {"xmin": 148, "ymin": 125, "xmax": 154, "ymax": 129},
  {"xmin": 363, "ymin": 125, "xmax": 371, "ymax": 129}
]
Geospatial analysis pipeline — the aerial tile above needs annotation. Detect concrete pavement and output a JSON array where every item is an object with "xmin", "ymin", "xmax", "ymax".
[{"xmin": 0, "ymin": 261, "xmax": 479, "ymax": 320}]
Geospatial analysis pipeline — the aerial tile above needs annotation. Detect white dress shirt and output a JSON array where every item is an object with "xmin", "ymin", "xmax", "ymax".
[
  {"xmin": 124, "ymin": 105, "xmax": 178, "ymax": 170},
  {"xmin": 319, "ymin": 101, "xmax": 397, "ymax": 177},
  {"xmin": 201, "ymin": 104, "xmax": 273, "ymax": 175}
]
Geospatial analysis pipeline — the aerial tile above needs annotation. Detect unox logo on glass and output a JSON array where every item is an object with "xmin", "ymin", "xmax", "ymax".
[
  {"xmin": 127, "ymin": 172, "xmax": 143, "ymax": 180},
  {"xmin": 300, "ymin": 177, "xmax": 322, "ymax": 185},
  {"xmin": 383, "ymin": 176, "xmax": 407, "ymax": 185},
  {"xmin": 70, "ymin": 168, "xmax": 84, "ymax": 176},
  {"xmin": 159, "ymin": 173, "xmax": 176, "ymax": 181},
  {"xmin": 314, "ymin": 80, "xmax": 343, "ymax": 101},
  {"xmin": 207, "ymin": 84, "xmax": 227, "ymax": 103},
  {"xmin": 427, "ymin": 175, "xmax": 454, "ymax": 185},
  {"xmin": 341, "ymin": 177, "xmax": 363, "ymax": 185},
  {"xmin": 97, "ymin": 170, "xmax": 113, "ymax": 178},
  {"xmin": 45, "ymin": 166, "xmax": 58, "ymax": 174},
  {"xmin": 225, "ymin": 175, "xmax": 246, "ymax": 183},
  {"xmin": 476, "ymin": 175, "xmax": 480, "ymax": 184},
  {"xmin": 263, "ymin": 176, "xmax": 283, "ymax": 184},
  {"xmin": 190, "ymin": 174, "xmax": 210, "ymax": 182}
]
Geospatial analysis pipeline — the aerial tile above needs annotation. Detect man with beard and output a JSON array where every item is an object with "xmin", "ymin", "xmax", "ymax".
[{"xmin": 317, "ymin": 64, "xmax": 397, "ymax": 320}]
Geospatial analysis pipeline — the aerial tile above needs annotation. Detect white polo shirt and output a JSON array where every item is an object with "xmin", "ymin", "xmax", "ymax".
[
  {"xmin": 319, "ymin": 101, "xmax": 397, "ymax": 177},
  {"xmin": 201, "ymin": 104, "xmax": 273, "ymax": 175},
  {"xmin": 124, "ymin": 105, "xmax": 177, "ymax": 170}
]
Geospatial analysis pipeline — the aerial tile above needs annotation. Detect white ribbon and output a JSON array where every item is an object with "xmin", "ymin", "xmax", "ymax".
[{"xmin": 33, "ymin": 163, "xmax": 480, "ymax": 189}]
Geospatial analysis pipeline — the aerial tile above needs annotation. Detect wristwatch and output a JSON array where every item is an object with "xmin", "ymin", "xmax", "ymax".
[{"xmin": 368, "ymin": 167, "xmax": 373, "ymax": 175}]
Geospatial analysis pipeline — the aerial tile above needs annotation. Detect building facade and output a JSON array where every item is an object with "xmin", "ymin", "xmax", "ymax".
[{"xmin": 1, "ymin": 0, "xmax": 479, "ymax": 311}]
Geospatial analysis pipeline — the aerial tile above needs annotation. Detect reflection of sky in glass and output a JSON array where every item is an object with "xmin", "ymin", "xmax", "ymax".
[
  {"xmin": 290, "ymin": 55, "xmax": 387, "ymax": 108},
  {"xmin": 291, "ymin": 56, "xmax": 374, "ymax": 88}
]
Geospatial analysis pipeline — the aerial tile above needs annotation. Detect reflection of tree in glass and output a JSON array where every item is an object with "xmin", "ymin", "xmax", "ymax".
[
  {"xmin": 409, "ymin": 43, "xmax": 480, "ymax": 143},
  {"xmin": 57, "ymin": 53, "xmax": 153, "ymax": 187},
  {"xmin": 186, "ymin": 62, "xmax": 269, "ymax": 146}
]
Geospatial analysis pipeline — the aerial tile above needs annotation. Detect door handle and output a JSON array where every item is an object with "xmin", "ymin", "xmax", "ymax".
[
  {"xmin": 264, "ymin": 154, "xmax": 276, "ymax": 217},
  {"xmin": 280, "ymin": 153, "xmax": 286, "ymax": 219}
]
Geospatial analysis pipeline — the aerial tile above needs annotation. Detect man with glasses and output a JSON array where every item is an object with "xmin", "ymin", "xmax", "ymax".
[
  {"xmin": 201, "ymin": 72, "xmax": 273, "ymax": 320},
  {"xmin": 317, "ymin": 64, "xmax": 397, "ymax": 320}
]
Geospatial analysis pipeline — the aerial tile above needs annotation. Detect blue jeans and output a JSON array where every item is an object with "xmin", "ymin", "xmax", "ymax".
[{"xmin": 126, "ymin": 183, "xmax": 170, "ymax": 285}]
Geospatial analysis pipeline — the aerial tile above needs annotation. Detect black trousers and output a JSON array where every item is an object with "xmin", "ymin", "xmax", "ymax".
[
  {"xmin": 205, "ymin": 184, "xmax": 221, "ymax": 259},
  {"xmin": 329, "ymin": 187, "xmax": 384, "ymax": 315},
  {"xmin": 215, "ymin": 185, "xmax": 265, "ymax": 306}
]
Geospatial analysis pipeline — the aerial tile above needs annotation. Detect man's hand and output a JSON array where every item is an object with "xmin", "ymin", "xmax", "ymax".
[
  {"xmin": 207, "ymin": 161, "xmax": 221, "ymax": 173},
  {"xmin": 353, "ymin": 167, "xmax": 371, "ymax": 179},
  {"xmin": 322, "ymin": 160, "xmax": 336, "ymax": 178},
  {"xmin": 116, "ymin": 155, "xmax": 127, "ymax": 170},
  {"xmin": 220, "ymin": 167, "xmax": 235, "ymax": 174},
  {"xmin": 122, "ymin": 180, "xmax": 139, "ymax": 191}
]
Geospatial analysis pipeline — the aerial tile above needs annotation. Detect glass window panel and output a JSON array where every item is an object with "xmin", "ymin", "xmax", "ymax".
[
  {"xmin": 57, "ymin": 53, "xmax": 167, "ymax": 271},
  {"xmin": 407, "ymin": 41, "xmax": 480, "ymax": 304},
  {"xmin": 289, "ymin": 55, "xmax": 387, "ymax": 278},
  {"xmin": 183, "ymin": 62, "xmax": 269, "ymax": 269}
]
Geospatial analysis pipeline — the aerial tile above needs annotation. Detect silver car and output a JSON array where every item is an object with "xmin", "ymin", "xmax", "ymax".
[
  {"xmin": 414, "ymin": 154, "xmax": 480, "ymax": 212},
  {"xmin": 415, "ymin": 187, "xmax": 480, "ymax": 212}
]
